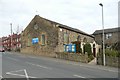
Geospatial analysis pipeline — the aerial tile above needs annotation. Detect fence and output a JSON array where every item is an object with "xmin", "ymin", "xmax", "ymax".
[{"xmin": 55, "ymin": 52, "xmax": 88, "ymax": 63}]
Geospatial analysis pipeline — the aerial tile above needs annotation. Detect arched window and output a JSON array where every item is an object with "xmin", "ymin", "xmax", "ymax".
[
  {"xmin": 41, "ymin": 34, "xmax": 45, "ymax": 45},
  {"xmin": 77, "ymin": 35, "xmax": 81, "ymax": 41},
  {"xmin": 83, "ymin": 37, "xmax": 87, "ymax": 43},
  {"xmin": 64, "ymin": 33, "xmax": 69, "ymax": 44},
  {"xmin": 27, "ymin": 34, "xmax": 31, "ymax": 47}
]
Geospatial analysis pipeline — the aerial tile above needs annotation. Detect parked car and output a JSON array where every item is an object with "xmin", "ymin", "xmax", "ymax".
[{"xmin": 0, "ymin": 46, "xmax": 5, "ymax": 52}]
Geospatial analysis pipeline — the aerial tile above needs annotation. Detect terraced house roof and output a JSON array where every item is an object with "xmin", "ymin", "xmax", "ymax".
[{"xmin": 93, "ymin": 27, "xmax": 120, "ymax": 35}]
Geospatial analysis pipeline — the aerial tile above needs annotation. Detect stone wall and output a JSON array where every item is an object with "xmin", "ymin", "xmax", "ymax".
[
  {"xmin": 57, "ymin": 28, "xmax": 94, "ymax": 52},
  {"xmin": 105, "ymin": 32, "xmax": 119, "ymax": 46},
  {"xmin": 56, "ymin": 52, "xmax": 88, "ymax": 63},
  {"xmin": 21, "ymin": 15, "xmax": 58, "ymax": 57},
  {"xmin": 21, "ymin": 15, "xmax": 94, "ymax": 57},
  {"xmin": 94, "ymin": 32, "xmax": 119, "ymax": 45},
  {"xmin": 97, "ymin": 56, "xmax": 120, "ymax": 68}
]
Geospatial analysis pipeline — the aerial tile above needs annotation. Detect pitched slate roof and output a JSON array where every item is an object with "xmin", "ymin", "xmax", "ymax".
[
  {"xmin": 36, "ymin": 15, "xmax": 94, "ymax": 38},
  {"xmin": 93, "ymin": 27, "xmax": 120, "ymax": 35}
]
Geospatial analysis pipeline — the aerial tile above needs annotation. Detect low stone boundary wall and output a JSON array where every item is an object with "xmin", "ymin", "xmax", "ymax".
[
  {"xmin": 55, "ymin": 52, "xmax": 88, "ymax": 63},
  {"xmin": 97, "ymin": 56, "xmax": 120, "ymax": 68}
]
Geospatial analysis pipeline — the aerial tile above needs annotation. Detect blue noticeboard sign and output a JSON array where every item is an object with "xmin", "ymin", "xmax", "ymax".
[
  {"xmin": 32, "ymin": 38, "xmax": 39, "ymax": 44},
  {"xmin": 68, "ymin": 44, "xmax": 72, "ymax": 52},
  {"xmin": 64, "ymin": 44, "xmax": 76, "ymax": 53}
]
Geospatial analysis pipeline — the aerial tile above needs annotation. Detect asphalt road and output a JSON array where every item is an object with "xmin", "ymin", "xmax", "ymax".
[{"xmin": 0, "ymin": 52, "xmax": 119, "ymax": 79}]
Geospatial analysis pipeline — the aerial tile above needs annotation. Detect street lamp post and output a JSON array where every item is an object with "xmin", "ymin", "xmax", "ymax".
[
  {"xmin": 99, "ymin": 3, "xmax": 105, "ymax": 66},
  {"xmin": 10, "ymin": 23, "xmax": 13, "ymax": 51}
]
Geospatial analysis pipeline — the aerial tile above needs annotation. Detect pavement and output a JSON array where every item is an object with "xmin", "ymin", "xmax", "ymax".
[
  {"xmin": 88, "ymin": 58, "xmax": 97, "ymax": 65},
  {"xmin": 0, "ymin": 51, "xmax": 119, "ymax": 79}
]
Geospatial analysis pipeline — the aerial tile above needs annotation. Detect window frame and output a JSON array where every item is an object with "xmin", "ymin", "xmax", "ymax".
[
  {"xmin": 41, "ymin": 34, "xmax": 45, "ymax": 45},
  {"xmin": 64, "ymin": 33, "xmax": 69, "ymax": 44},
  {"xmin": 106, "ymin": 33, "xmax": 112, "ymax": 39}
]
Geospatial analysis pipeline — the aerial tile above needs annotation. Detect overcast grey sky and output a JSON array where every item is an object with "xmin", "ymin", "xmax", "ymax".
[{"xmin": 0, "ymin": 0, "xmax": 119, "ymax": 37}]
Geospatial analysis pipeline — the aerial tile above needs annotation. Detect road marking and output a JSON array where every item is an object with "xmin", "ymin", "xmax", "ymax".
[
  {"xmin": 5, "ymin": 52, "xmax": 118, "ymax": 73},
  {"xmin": 29, "ymin": 56, "xmax": 37, "ymax": 59},
  {"xmin": 6, "ymin": 57, "xmax": 19, "ymax": 61},
  {"xmin": 6, "ymin": 69, "xmax": 25, "ymax": 73},
  {"xmin": 54, "ymin": 60, "xmax": 118, "ymax": 73},
  {"xmin": 6, "ymin": 72, "xmax": 37, "ymax": 78},
  {"xmin": 0, "ymin": 75, "xmax": 3, "ymax": 78},
  {"xmin": 78, "ymin": 64, "xmax": 119, "ymax": 73},
  {"xmin": 28, "ymin": 56, "xmax": 44, "ymax": 60},
  {"xmin": 72, "ymin": 63, "xmax": 119, "ymax": 73},
  {"xmin": 72, "ymin": 63, "xmax": 79, "ymax": 66},
  {"xmin": 26, "ymin": 62, "xmax": 52, "ymax": 70},
  {"xmin": 73, "ymin": 74, "xmax": 85, "ymax": 78},
  {"xmin": 24, "ymin": 69, "xmax": 29, "ymax": 80},
  {"xmin": 6, "ymin": 69, "xmax": 37, "ymax": 78},
  {"xmin": 0, "ymin": 76, "xmax": 4, "ymax": 80}
]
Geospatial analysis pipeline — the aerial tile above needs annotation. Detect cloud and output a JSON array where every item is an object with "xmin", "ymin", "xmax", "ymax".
[{"xmin": 0, "ymin": 0, "xmax": 119, "ymax": 37}]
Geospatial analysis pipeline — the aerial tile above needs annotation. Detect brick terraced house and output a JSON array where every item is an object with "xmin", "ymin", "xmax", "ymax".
[
  {"xmin": 0, "ymin": 38, "xmax": 2, "ymax": 46},
  {"xmin": 21, "ymin": 15, "xmax": 98, "ymax": 57},
  {"xmin": 2, "ymin": 33, "xmax": 21, "ymax": 51}
]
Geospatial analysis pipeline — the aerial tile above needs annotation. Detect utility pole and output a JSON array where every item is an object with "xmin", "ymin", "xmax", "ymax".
[
  {"xmin": 16, "ymin": 25, "xmax": 19, "ymax": 49},
  {"xmin": 99, "ymin": 3, "xmax": 106, "ymax": 66},
  {"xmin": 10, "ymin": 23, "xmax": 13, "ymax": 51},
  {"xmin": 16, "ymin": 25, "xmax": 19, "ymax": 34}
]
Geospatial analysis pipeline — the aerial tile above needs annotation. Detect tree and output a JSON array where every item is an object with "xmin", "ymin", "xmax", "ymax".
[{"xmin": 83, "ymin": 43, "xmax": 92, "ymax": 56}]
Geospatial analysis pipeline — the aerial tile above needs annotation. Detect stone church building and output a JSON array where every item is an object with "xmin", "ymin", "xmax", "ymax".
[{"xmin": 21, "ymin": 15, "xmax": 96, "ymax": 57}]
